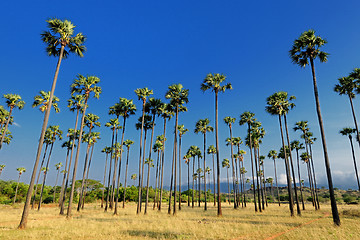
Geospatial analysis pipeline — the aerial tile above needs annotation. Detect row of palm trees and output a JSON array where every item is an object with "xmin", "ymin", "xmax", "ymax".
[{"xmin": 0, "ymin": 17, "xmax": 343, "ymax": 228}]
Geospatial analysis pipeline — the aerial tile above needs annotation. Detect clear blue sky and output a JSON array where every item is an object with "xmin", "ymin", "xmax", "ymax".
[{"xmin": 1, "ymin": 0, "xmax": 360, "ymax": 190}]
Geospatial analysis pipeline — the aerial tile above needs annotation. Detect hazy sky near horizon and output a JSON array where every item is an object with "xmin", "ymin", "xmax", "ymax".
[{"xmin": 1, "ymin": 0, "xmax": 360, "ymax": 190}]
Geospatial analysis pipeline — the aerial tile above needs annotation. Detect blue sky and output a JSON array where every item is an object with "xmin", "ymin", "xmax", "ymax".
[{"xmin": 1, "ymin": 0, "xmax": 360, "ymax": 190}]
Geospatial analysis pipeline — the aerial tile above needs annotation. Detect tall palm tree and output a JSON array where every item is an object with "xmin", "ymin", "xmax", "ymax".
[
  {"xmin": 19, "ymin": 19, "xmax": 85, "ymax": 229},
  {"xmin": 207, "ymin": 145, "xmax": 217, "ymax": 206},
  {"xmin": 183, "ymin": 154, "xmax": 191, "ymax": 206},
  {"xmin": 32, "ymin": 90, "xmax": 60, "ymax": 113},
  {"xmin": 290, "ymin": 30, "xmax": 340, "ymax": 225},
  {"xmin": 267, "ymin": 150, "xmax": 280, "ymax": 206},
  {"xmin": 144, "ymin": 157, "xmax": 154, "ymax": 215},
  {"xmin": 67, "ymin": 75, "xmax": 101, "ymax": 218},
  {"xmin": 134, "ymin": 87, "xmax": 153, "ymax": 214},
  {"xmin": 201, "ymin": 73, "xmax": 232, "ymax": 216},
  {"xmin": 165, "ymin": 83, "xmax": 189, "ymax": 215},
  {"xmin": 291, "ymin": 140, "xmax": 305, "ymax": 210},
  {"xmin": 53, "ymin": 162, "xmax": 63, "ymax": 203},
  {"xmin": 339, "ymin": 127, "xmax": 360, "ymax": 191},
  {"xmin": 187, "ymin": 145, "xmax": 200, "ymax": 208},
  {"xmin": 266, "ymin": 92, "xmax": 296, "ymax": 216},
  {"xmin": 0, "ymin": 94, "xmax": 25, "ymax": 149},
  {"xmin": 222, "ymin": 159, "xmax": 231, "ymax": 204},
  {"xmin": 13, "ymin": 167, "xmax": 26, "ymax": 204},
  {"xmin": 224, "ymin": 116, "xmax": 237, "ymax": 208},
  {"xmin": 123, "ymin": 140, "xmax": 134, "ymax": 208},
  {"xmin": 240, "ymin": 111, "xmax": 257, "ymax": 212},
  {"xmin": 177, "ymin": 124, "xmax": 188, "ymax": 210},
  {"xmin": 334, "ymin": 75, "xmax": 360, "ymax": 149},
  {"xmin": 152, "ymin": 139, "xmax": 163, "ymax": 210},
  {"xmin": 101, "ymin": 146, "xmax": 111, "ymax": 208},
  {"xmin": 194, "ymin": 118, "xmax": 213, "ymax": 210}
]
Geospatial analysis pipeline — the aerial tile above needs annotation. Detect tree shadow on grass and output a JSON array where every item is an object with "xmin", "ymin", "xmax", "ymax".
[{"xmin": 127, "ymin": 230, "xmax": 191, "ymax": 239}]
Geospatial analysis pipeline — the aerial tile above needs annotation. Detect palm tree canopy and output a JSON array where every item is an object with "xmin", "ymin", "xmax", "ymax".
[
  {"xmin": 135, "ymin": 115, "xmax": 153, "ymax": 131},
  {"xmin": 165, "ymin": 83, "xmax": 189, "ymax": 108},
  {"xmin": 201, "ymin": 73, "xmax": 232, "ymax": 94},
  {"xmin": 55, "ymin": 162, "xmax": 63, "ymax": 170},
  {"xmin": 207, "ymin": 145, "xmax": 217, "ymax": 155},
  {"xmin": 32, "ymin": 90, "xmax": 60, "ymax": 113},
  {"xmin": 289, "ymin": 29, "xmax": 328, "ymax": 67},
  {"xmin": 177, "ymin": 124, "xmax": 188, "ymax": 137},
  {"xmin": 70, "ymin": 75, "xmax": 102, "ymax": 99},
  {"xmin": 334, "ymin": 76, "xmax": 357, "ymax": 99},
  {"xmin": 239, "ymin": 111, "xmax": 255, "ymax": 126},
  {"xmin": 17, "ymin": 167, "xmax": 26, "ymax": 175},
  {"xmin": 339, "ymin": 127, "xmax": 355, "ymax": 138},
  {"xmin": 67, "ymin": 94, "xmax": 86, "ymax": 113},
  {"xmin": 267, "ymin": 150, "xmax": 277, "ymax": 159},
  {"xmin": 105, "ymin": 118, "xmax": 122, "ymax": 131},
  {"xmin": 84, "ymin": 113, "xmax": 101, "ymax": 130},
  {"xmin": 153, "ymin": 141, "xmax": 164, "ymax": 152},
  {"xmin": 49, "ymin": 125, "xmax": 63, "ymax": 142},
  {"xmin": 3, "ymin": 94, "xmax": 25, "ymax": 110},
  {"xmin": 265, "ymin": 91, "xmax": 295, "ymax": 116},
  {"xmin": 222, "ymin": 159, "xmax": 230, "ymax": 168},
  {"xmin": 159, "ymin": 103, "xmax": 175, "ymax": 120},
  {"xmin": 134, "ymin": 87, "xmax": 153, "ymax": 104},
  {"xmin": 145, "ymin": 98, "xmax": 164, "ymax": 117},
  {"xmin": 109, "ymin": 97, "xmax": 137, "ymax": 118},
  {"xmin": 123, "ymin": 139, "xmax": 134, "ymax": 149},
  {"xmin": 41, "ymin": 18, "xmax": 86, "ymax": 58},
  {"xmin": 300, "ymin": 152, "xmax": 310, "ymax": 163},
  {"xmin": 224, "ymin": 116, "xmax": 236, "ymax": 126},
  {"xmin": 194, "ymin": 118, "xmax": 213, "ymax": 135}
]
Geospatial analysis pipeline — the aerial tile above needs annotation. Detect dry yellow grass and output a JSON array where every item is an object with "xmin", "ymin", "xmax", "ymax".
[{"xmin": 0, "ymin": 202, "xmax": 359, "ymax": 239}]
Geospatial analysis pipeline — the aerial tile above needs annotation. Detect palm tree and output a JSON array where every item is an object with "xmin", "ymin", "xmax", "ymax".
[
  {"xmin": 144, "ymin": 157, "xmax": 154, "ymax": 215},
  {"xmin": 122, "ymin": 140, "xmax": 134, "ymax": 208},
  {"xmin": 101, "ymin": 146, "xmax": 111, "ymax": 208},
  {"xmin": 187, "ymin": 145, "xmax": 200, "ymax": 208},
  {"xmin": 266, "ymin": 92, "xmax": 297, "ymax": 216},
  {"xmin": 267, "ymin": 150, "xmax": 280, "ymax": 206},
  {"xmin": 134, "ymin": 87, "xmax": 153, "ymax": 214},
  {"xmin": 152, "ymin": 139, "xmax": 163, "ymax": 210},
  {"xmin": 19, "ymin": 19, "xmax": 85, "ymax": 229},
  {"xmin": 240, "ymin": 112, "xmax": 257, "ymax": 212},
  {"xmin": 165, "ymin": 83, "xmax": 189, "ymax": 215},
  {"xmin": 0, "ymin": 165, "xmax": 5, "ymax": 178},
  {"xmin": 0, "ymin": 94, "xmax": 25, "ymax": 149},
  {"xmin": 222, "ymin": 159, "xmax": 231, "ymax": 204},
  {"xmin": 53, "ymin": 162, "xmax": 63, "ymax": 203},
  {"xmin": 67, "ymin": 75, "xmax": 101, "ymax": 218},
  {"xmin": 300, "ymin": 152, "xmax": 315, "ymax": 203},
  {"xmin": 339, "ymin": 127, "xmax": 360, "ymax": 191},
  {"xmin": 207, "ymin": 145, "xmax": 217, "ymax": 206},
  {"xmin": 183, "ymin": 154, "xmax": 191, "ymax": 206},
  {"xmin": 290, "ymin": 29, "xmax": 340, "ymax": 225},
  {"xmin": 131, "ymin": 174, "xmax": 137, "ymax": 186},
  {"xmin": 224, "ymin": 116, "xmax": 237, "ymax": 208},
  {"xmin": 177, "ymin": 124, "xmax": 188, "ymax": 210},
  {"xmin": 291, "ymin": 140, "xmax": 305, "ymax": 210},
  {"xmin": 32, "ymin": 90, "xmax": 60, "ymax": 113},
  {"xmin": 13, "ymin": 167, "xmax": 26, "ymax": 204},
  {"xmin": 194, "ymin": 118, "xmax": 213, "ymax": 210},
  {"xmin": 334, "ymin": 75, "xmax": 360, "ymax": 148},
  {"xmin": 201, "ymin": 73, "xmax": 232, "ymax": 216},
  {"xmin": 266, "ymin": 178, "xmax": 274, "ymax": 202}
]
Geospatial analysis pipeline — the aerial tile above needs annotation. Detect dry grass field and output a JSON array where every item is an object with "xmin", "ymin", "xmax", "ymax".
[{"xmin": 0, "ymin": 202, "xmax": 359, "ymax": 239}]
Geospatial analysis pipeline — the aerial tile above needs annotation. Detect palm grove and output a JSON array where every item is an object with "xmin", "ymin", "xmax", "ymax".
[{"xmin": 4, "ymin": 19, "xmax": 360, "ymax": 228}]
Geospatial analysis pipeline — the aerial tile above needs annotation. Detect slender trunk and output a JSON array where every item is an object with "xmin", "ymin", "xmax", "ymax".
[
  {"xmin": 192, "ymin": 157, "xmax": 195, "ymax": 208},
  {"xmin": 139, "ymin": 129, "xmax": 148, "ymax": 212},
  {"xmin": 32, "ymin": 143, "xmax": 48, "ymax": 209},
  {"xmin": 137, "ymin": 102, "xmax": 146, "ymax": 214},
  {"xmin": 173, "ymin": 107, "xmax": 178, "ymax": 215},
  {"xmin": 227, "ymin": 167, "xmax": 230, "ymax": 203},
  {"xmin": 19, "ymin": 44, "xmax": 64, "ymax": 229},
  {"xmin": 187, "ymin": 162, "xmax": 190, "ymax": 206},
  {"xmin": 278, "ymin": 115, "xmax": 294, "ymax": 216},
  {"xmin": 296, "ymin": 149, "xmax": 305, "ymax": 210},
  {"xmin": 203, "ymin": 133, "xmax": 207, "ymax": 210},
  {"xmin": 308, "ymin": 143, "xmax": 320, "ymax": 209},
  {"xmin": 212, "ymin": 153, "xmax": 216, "ymax": 206},
  {"xmin": 349, "ymin": 137, "xmax": 360, "ymax": 191},
  {"xmin": 77, "ymin": 138, "xmax": 92, "ymax": 211},
  {"xmin": 248, "ymin": 123, "xmax": 257, "ymax": 212},
  {"xmin": 273, "ymin": 157, "xmax": 280, "ymax": 206},
  {"xmin": 0, "ymin": 107, "xmax": 13, "ymax": 149},
  {"xmin": 105, "ymin": 128, "xmax": 115, "ymax": 211},
  {"xmin": 59, "ymin": 147, "xmax": 70, "ymax": 206},
  {"xmin": 53, "ymin": 169, "xmax": 60, "ymax": 203},
  {"xmin": 304, "ymin": 138, "xmax": 316, "ymax": 208},
  {"xmin": 145, "ymin": 115, "xmax": 156, "ymax": 214},
  {"xmin": 310, "ymin": 58, "xmax": 340, "ymax": 225},
  {"xmin": 284, "ymin": 115, "xmax": 301, "ymax": 216},
  {"xmin": 349, "ymin": 96, "xmax": 360, "ymax": 148},
  {"xmin": 168, "ymin": 137, "xmax": 176, "ymax": 214},
  {"xmin": 67, "ymin": 96, "xmax": 89, "ymax": 218},
  {"xmin": 158, "ymin": 118, "xmax": 167, "ymax": 211},
  {"xmin": 215, "ymin": 92, "xmax": 222, "ymax": 216},
  {"xmin": 198, "ymin": 155, "xmax": 200, "ymax": 207},
  {"xmin": 178, "ymin": 135, "xmax": 182, "ymax": 210},
  {"xmin": 110, "ymin": 126, "xmax": 120, "ymax": 209},
  {"xmin": 60, "ymin": 108, "xmax": 80, "ymax": 214},
  {"xmin": 38, "ymin": 142, "xmax": 54, "ymax": 210},
  {"xmin": 13, "ymin": 174, "xmax": 21, "ymax": 204},
  {"xmin": 253, "ymin": 147, "xmax": 262, "ymax": 212},
  {"xmin": 82, "ymin": 143, "xmax": 95, "ymax": 209},
  {"xmin": 123, "ymin": 148, "xmax": 130, "ymax": 208},
  {"xmin": 153, "ymin": 150, "xmax": 160, "ymax": 210},
  {"xmin": 101, "ymin": 153, "xmax": 108, "ymax": 208},
  {"xmin": 228, "ymin": 126, "xmax": 237, "ymax": 209},
  {"xmin": 257, "ymin": 148, "xmax": 265, "ymax": 210}
]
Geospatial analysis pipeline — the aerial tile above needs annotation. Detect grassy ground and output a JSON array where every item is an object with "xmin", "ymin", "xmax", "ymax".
[{"xmin": 0, "ymin": 202, "xmax": 359, "ymax": 239}]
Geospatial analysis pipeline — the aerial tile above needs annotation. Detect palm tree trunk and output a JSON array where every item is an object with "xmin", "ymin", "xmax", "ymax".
[
  {"xmin": 168, "ymin": 138, "xmax": 176, "ymax": 214},
  {"xmin": 303, "ymin": 138, "xmax": 316, "ymax": 208},
  {"xmin": 215, "ymin": 91, "xmax": 222, "ymax": 216},
  {"xmin": 349, "ymin": 96, "xmax": 360, "ymax": 148},
  {"xmin": 349, "ymin": 137, "xmax": 360, "ymax": 191},
  {"xmin": 278, "ymin": 115, "xmax": 294, "ymax": 216},
  {"xmin": 228, "ymin": 126, "xmax": 237, "ymax": 209},
  {"xmin": 273, "ymin": 157, "xmax": 280, "ymax": 206},
  {"xmin": 198, "ymin": 155, "xmax": 201, "ymax": 207},
  {"xmin": 187, "ymin": 162, "xmax": 190, "ymax": 206},
  {"xmin": 123, "ymin": 148, "xmax": 130, "ymax": 208},
  {"xmin": 53, "ymin": 169, "xmax": 60, "ymax": 203},
  {"xmin": 203, "ymin": 133, "xmax": 207, "ymax": 210},
  {"xmin": 105, "ymin": 128, "xmax": 115, "ymax": 211},
  {"xmin": 32, "ymin": 143, "xmax": 48, "ymax": 209},
  {"xmin": 253, "ymin": 147, "xmax": 262, "ymax": 212},
  {"xmin": 310, "ymin": 58, "xmax": 340, "ymax": 225},
  {"xmin": 82, "ymin": 143, "xmax": 95, "ymax": 209},
  {"xmin": 77, "ymin": 141, "xmax": 92, "ymax": 211},
  {"xmin": 38, "ymin": 142, "xmax": 54, "ymax": 210},
  {"xmin": 153, "ymin": 150, "xmax": 160, "ymax": 210},
  {"xmin": 178, "ymin": 136, "xmax": 182, "ymax": 210},
  {"xmin": 158, "ymin": 118, "xmax": 167, "ymax": 211},
  {"xmin": 13, "ymin": 174, "xmax": 21, "ymax": 204},
  {"xmin": 227, "ymin": 167, "xmax": 230, "ymax": 203},
  {"xmin": 212, "ymin": 153, "xmax": 216, "ymax": 206},
  {"xmin": 247, "ymin": 123, "xmax": 257, "ymax": 212},
  {"xmin": 19, "ymin": 44, "xmax": 64, "ymax": 229},
  {"xmin": 60, "ymin": 108, "xmax": 80, "ymax": 214},
  {"xmin": 67, "ymin": 96, "xmax": 89, "ymax": 218},
  {"xmin": 144, "ymin": 159, "xmax": 151, "ymax": 214},
  {"xmin": 308, "ymin": 143, "xmax": 320, "ymax": 209},
  {"xmin": 0, "ymin": 107, "xmax": 13, "ymax": 149},
  {"xmin": 101, "ymin": 153, "xmax": 108, "ymax": 208},
  {"xmin": 192, "ymin": 157, "xmax": 195, "ymax": 208},
  {"xmin": 284, "ymin": 115, "xmax": 301, "ymax": 216},
  {"xmin": 59, "ymin": 147, "xmax": 70, "ymax": 206},
  {"xmin": 173, "ymin": 107, "xmax": 179, "ymax": 215},
  {"xmin": 137, "ymin": 103, "xmax": 146, "ymax": 214},
  {"xmin": 110, "ymin": 126, "xmax": 120, "ymax": 209},
  {"xmin": 145, "ymin": 116, "xmax": 156, "ymax": 214},
  {"xmin": 296, "ymin": 149, "xmax": 305, "ymax": 210}
]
